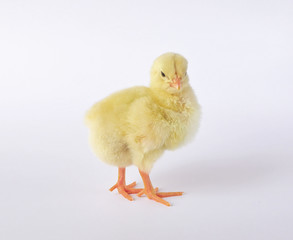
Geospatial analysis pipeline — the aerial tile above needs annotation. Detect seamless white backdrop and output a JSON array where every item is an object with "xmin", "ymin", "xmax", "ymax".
[{"xmin": 1, "ymin": 1, "xmax": 293, "ymax": 240}]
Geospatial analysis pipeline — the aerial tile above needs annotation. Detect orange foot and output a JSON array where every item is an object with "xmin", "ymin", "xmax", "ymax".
[
  {"xmin": 138, "ymin": 170, "xmax": 183, "ymax": 206},
  {"xmin": 109, "ymin": 168, "xmax": 143, "ymax": 201},
  {"xmin": 109, "ymin": 181, "xmax": 143, "ymax": 201}
]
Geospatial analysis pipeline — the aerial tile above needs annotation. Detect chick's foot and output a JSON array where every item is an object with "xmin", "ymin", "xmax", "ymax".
[
  {"xmin": 109, "ymin": 168, "xmax": 143, "ymax": 201},
  {"xmin": 137, "ymin": 188, "xmax": 183, "ymax": 206},
  {"xmin": 138, "ymin": 170, "xmax": 183, "ymax": 206},
  {"xmin": 109, "ymin": 181, "xmax": 143, "ymax": 201}
]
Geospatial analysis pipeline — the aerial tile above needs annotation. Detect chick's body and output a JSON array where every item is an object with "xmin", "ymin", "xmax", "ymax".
[{"xmin": 85, "ymin": 53, "xmax": 200, "ymax": 206}]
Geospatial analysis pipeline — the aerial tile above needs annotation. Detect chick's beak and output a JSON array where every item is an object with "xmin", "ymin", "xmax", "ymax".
[{"xmin": 170, "ymin": 75, "xmax": 181, "ymax": 90}]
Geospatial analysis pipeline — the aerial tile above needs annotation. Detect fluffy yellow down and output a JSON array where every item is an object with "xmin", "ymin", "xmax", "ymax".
[{"xmin": 85, "ymin": 53, "xmax": 201, "ymax": 173}]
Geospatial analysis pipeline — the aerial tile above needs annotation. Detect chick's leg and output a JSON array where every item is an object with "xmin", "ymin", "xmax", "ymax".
[
  {"xmin": 109, "ymin": 167, "xmax": 143, "ymax": 201},
  {"xmin": 137, "ymin": 170, "xmax": 183, "ymax": 206}
]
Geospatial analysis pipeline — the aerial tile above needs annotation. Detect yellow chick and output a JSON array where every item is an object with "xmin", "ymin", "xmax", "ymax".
[{"xmin": 85, "ymin": 53, "xmax": 201, "ymax": 206}]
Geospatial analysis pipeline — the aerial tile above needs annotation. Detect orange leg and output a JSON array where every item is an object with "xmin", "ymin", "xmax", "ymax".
[
  {"xmin": 109, "ymin": 168, "xmax": 143, "ymax": 201},
  {"xmin": 137, "ymin": 170, "xmax": 183, "ymax": 206}
]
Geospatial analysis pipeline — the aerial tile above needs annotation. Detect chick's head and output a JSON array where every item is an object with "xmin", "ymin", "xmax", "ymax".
[{"xmin": 150, "ymin": 52, "xmax": 189, "ymax": 93}]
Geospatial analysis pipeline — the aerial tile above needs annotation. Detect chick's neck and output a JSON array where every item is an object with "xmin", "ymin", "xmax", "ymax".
[{"xmin": 149, "ymin": 87, "xmax": 190, "ymax": 112}]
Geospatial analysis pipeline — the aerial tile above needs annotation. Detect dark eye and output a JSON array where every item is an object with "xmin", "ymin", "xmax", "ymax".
[{"xmin": 161, "ymin": 71, "xmax": 165, "ymax": 77}]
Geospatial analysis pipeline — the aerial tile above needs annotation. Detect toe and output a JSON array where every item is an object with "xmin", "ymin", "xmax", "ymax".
[
  {"xmin": 156, "ymin": 192, "xmax": 183, "ymax": 198},
  {"xmin": 150, "ymin": 194, "xmax": 171, "ymax": 206},
  {"xmin": 137, "ymin": 189, "xmax": 145, "ymax": 197},
  {"xmin": 125, "ymin": 187, "xmax": 143, "ymax": 194},
  {"xmin": 118, "ymin": 187, "xmax": 133, "ymax": 201},
  {"xmin": 109, "ymin": 183, "xmax": 118, "ymax": 191},
  {"xmin": 126, "ymin": 181, "xmax": 136, "ymax": 188}
]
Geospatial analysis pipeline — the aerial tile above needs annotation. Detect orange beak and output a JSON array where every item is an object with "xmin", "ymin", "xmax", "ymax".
[{"xmin": 170, "ymin": 75, "xmax": 181, "ymax": 90}]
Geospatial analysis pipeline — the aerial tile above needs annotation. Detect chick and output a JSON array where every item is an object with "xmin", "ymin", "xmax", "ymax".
[{"xmin": 85, "ymin": 53, "xmax": 201, "ymax": 206}]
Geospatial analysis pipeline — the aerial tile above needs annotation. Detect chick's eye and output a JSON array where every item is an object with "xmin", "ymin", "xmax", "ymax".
[{"xmin": 161, "ymin": 71, "xmax": 165, "ymax": 77}]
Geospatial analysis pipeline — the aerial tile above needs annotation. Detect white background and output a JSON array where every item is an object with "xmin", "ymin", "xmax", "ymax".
[{"xmin": 1, "ymin": 0, "xmax": 293, "ymax": 239}]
